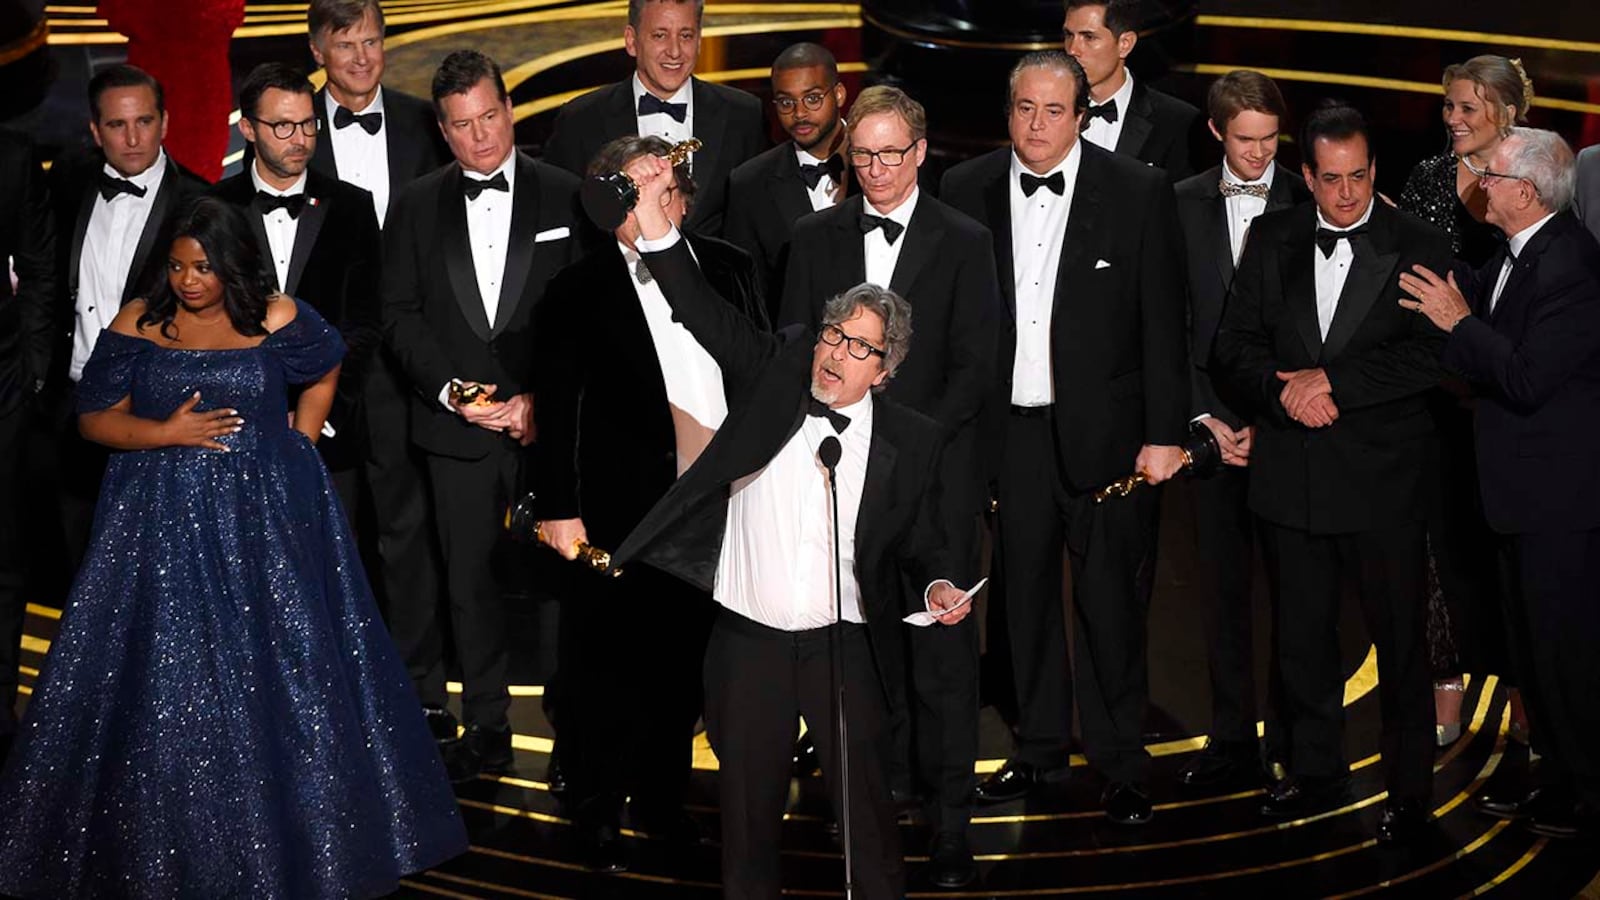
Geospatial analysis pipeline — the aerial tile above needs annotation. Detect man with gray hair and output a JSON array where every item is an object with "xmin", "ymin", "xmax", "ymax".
[
  {"xmin": 612, "ymin": 153, "xmax": 976, "ymax": 899},
  {"xmin": 1400, "ymin": 126, "xmax": 1600, "ymax": 840}
]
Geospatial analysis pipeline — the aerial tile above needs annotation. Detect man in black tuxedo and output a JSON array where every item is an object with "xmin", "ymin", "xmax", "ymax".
[
  {"xmin": 530, "ymin": 135, "xmax": 762, "ymax": 871},
  {"xmin": 212, "ymin": 63, "xmax": 381, "ymax": 512},
  {"xmin": 615, "ymin": 152, "xmax": 973, "ymax": 899},
  {"xmin": 940, "ymin": 51, "xmax": 1186, "ymax": 826},
  {"xmin": 1400, "ymin": 128, "xmax": 1600, "ymax": 839},
  {"xmin": 1211, "ymin": 102, "xmax": 1451, "ymax": 843},
  {"xmin": 724, "ymin": 42, "xmax": 850, "ymax": 311},
  {"xmin": 0, "ymin": 130, "xmax": 54, "ymax": 766},
  {"xmin": 383, "ymin": 50, "xmax": 581, "ymax": 780},
  {"xmin": 542, "ymin": 0, "xmax": 766, "ymax": 235},
  {"xmin": 1063, "ymin": 0, "xmax": 1203, "ymax": 181},
  {"xmin": 47, "ymin": 64, "xmax": 206, "ymax": 565},
  {"xmin": 778, "ymin": 84, "xmax": 1000, "ymax": 879},
  {"xmin": 305, "ymin": 0, "xmax": 452, "ymax": 740},
  {"xmin": 1171, "ymin": 69, "xmax": 1309, "ymax": 788}
]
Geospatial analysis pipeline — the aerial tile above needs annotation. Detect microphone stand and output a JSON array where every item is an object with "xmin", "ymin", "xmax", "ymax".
[{"xmin": 818, "ymin": 436, "xmax": 853, "ymax": 899}]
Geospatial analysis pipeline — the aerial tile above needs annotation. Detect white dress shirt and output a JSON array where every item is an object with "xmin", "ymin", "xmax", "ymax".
[
  {"xmin": 1222, "ymin": 160, "xmax": 1274, "ymax": 266},
  {"xmin": 465, "ymin": 152, "xmax": 516, "ymax": 327},
  {"xmin": 1083, "ymin": 68, "xmax": 1136, "ymax": 155},
  {"xmin": 863, "ymin": 188, "xmax": 919, "ymax": 289},
  {"xmin": 621, "ymin": 240, "xmax": 728, "ymax": 431},
  {"xmin": 717, "ymin": 393, "xmax": 873, "ymax": 630},
  {"xmin": 1009, "ymin": 144, "xmax": 1079, "ymax": 406},
  {"xmin": 1313, "ymin": 199, "xmax": 1376, "ymax": 341},
  {"xmin": 796, "ymin": 144, "xmax": 841, "ymax": 212},
  {"xmin": 1490, "ymin": 212, "xmax": 1557, "ymax": 313},
  {"xmin": 325, "ymin": 87, "xmax": 393, "ymax": 226},
  {"xmin": 633, "ymin": 73, "xmax": 694, "ymax": 168},
  {"xmin": 72, "ymin": 150, "xmax": 168, "ymax": 381},
  {"xmin": 250, "ymin": 162, "xmax": 307, "ymax": 291}
]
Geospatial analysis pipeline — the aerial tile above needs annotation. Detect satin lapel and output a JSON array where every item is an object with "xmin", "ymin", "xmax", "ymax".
[
  {"xmin": 242, "ymin": 201, "xmax": 277, "ymax": 291},
  {"xmin": 66, "ymin": 176, "xmax": 97, "ymax": 303},
  {"xmin": 385, "ymin": 98, "xmax": 422, "ymax": 190},
  {"xmin": 983, "ymin": 163, "xmax": 1016, "ymax": 318},
  {"xmin": 311, "ymin": 91, "xmax": 338, "ymax": 178},
  {"xmin": 1321, "ymin": 208, "xmax": 1401, "ymax": 361},
  {"xmin": 1490, "ymin": 253, "xmax": 1537, "ymax": 325},
  {"xmin": 1481, "ymin": 246, "xmax": 1511, "ymax": 320},
  {"xmin": 1282, "ymin": 221, "xmax": 1323, "ymax": 362},
  {"xmin": 688, "ymin": 79, "xmax": 725, "ymax": 184},
  {"xmin": 284, "ymin": 184, "xmax": 328, "ymax": 297},
  {"xmin": 604, "ymin": 83, "xmax": 639, "ymax": 151},
  {"xmin": 1266, "ymin": 163, "xmax": 1301, "ymax": 213},
  {"xmin": 492, "ymin": 153, "xmax": 541, "ymax": 336},
  {"xmin": 609, "ymin": 247, "xmax": 671, "ymax": 409},
  {"xmin": 771, "ymin": 149, "xmax": 815, "ymax": 226},
  {"xmin": 888, "ymin": 200, "xmax": 944, "ymax": 300},
  {"xmin": 837, "ymin": 196, "xmax": 868, "ymax": 282},
  {"xmin": 1206, "ymin": 184, "xmax": 1235, "ymax": 287},
  {"xmin": 439, "ymin": 167, "xmax": 492, "ymax": 341},
  {"xmin": 123, "ymin": 158, "xmax": 182, "ymax": 304},
  {"xmin": 855, "ymin": 409, "xmax": 898, "ymax": 551},
  {"xmin": 1115, "ymin": 86, "xmax": 1154, "ymax": 161},
  {"xmin": 1054, "ymin": 151, "xmax": 1105, "ymax": 314}
]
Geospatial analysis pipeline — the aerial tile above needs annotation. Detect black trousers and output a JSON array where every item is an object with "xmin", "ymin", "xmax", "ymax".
[
  {"xmin": 1191, "ymin": 467, "xmax": 1270, "ymax": 746},
  {"xmin": 362, "ymin": 359, "xmax": 444, "ymax": 711},
  {"xmin": 51, "ymin": 388, "xmax": 107, "ymax": 571},
  {"xmin": 0, "ymin": 406, "xmax": 23, "ymax": 733},
  {"xmin": 559, "ymin": 563, "xmax": 714, "ymax": 822},
  {"xmin": 1259, "ymin": 520, "xmax": 1433, "ymax": 803},
  {"xmin": 424, "ymin": 442, "xmax": 518, "ymax": 729},
  {"xmin": 704, "ymin": 610, "xmax": 902, "ymax": 900},
  {"xmin": 996, "ymin": 409, "xmax": 1158, "ymax": 782},
  {"xmin": 1497, "ymin": 530, "xmax": 1600, "ymax": 806}
]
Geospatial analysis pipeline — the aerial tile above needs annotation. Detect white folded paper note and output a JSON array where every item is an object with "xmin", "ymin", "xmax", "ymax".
[{"xmin": 903, "ymin": 577, "xmax": 988, "ymax": 627}]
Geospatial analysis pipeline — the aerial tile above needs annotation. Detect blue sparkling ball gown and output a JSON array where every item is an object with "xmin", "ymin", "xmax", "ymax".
[{"xmin": 0, "ymin": 300, "xmax": 467, "ymax": 898}]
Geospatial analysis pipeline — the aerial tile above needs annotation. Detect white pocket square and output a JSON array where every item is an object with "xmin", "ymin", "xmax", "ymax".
[
  {"xmin": 1095, "ymin": 258, "xmax": 1111, "ymax": 269},
  {"xmin": 534, "ymin": 227, "xmax": 570, "ymax": 243}
]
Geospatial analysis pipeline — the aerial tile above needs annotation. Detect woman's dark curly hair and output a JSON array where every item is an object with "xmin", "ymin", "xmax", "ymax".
[{"xmin": 138, "ymin": 196, "xmax": 275, "ymax": 340}]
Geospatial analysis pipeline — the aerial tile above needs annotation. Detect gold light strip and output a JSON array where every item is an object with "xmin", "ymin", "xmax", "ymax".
[
  {"xmin": 1323, "ymin": 821, "xmax": 1512, "ymax": 899},
  {"xmin": 447, "ymin": 680, "xmax": 545, "ymax": 697},
  {"xmin": 20, "ymin": 634, "xmax": 47, "ymax": 655},
  {"xmin": 1455, "ymin": 837, "xmax": 1549, "ymax": 897},
  {"xmin": 396, "ymin": 878, "xmax": 482, "ymax": 900},
  {"xmin": 469, "ymin": 842, "xmax": 725, "ymax": 888},
  {"xmin": 1196, "ymin": 15, "xmax": 1600, "ymax": 55},
  {"xmin": 25, "ymin": 603, "xmax": 59, "ymax": 621},
  {"xmin": 1177, "ymin": 64, "xmax": 1600, "ymax": 116},
  {"xmin": 423, "ymin": 871, "xmax": 567, "ymax": 900}
]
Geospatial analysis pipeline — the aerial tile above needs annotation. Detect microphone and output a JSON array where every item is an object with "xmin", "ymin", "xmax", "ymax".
[{"xmin": 818, "ymin": 435, "xmax": 842, "ymax": 473}]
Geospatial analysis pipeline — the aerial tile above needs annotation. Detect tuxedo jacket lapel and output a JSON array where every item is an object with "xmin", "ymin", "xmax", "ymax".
[
  {"xmin": 771, "ymin": 150, "xmax": 816, "ymax": 228},
  {"xmin": 689, "ymin": 79, "xmax": 726, "ymax": 182},
  {"xmin": 284, "ymin": 173, "xmax": 331, "ymax": 296},
  {"xmin": 124, "ymin": 157, "xmax": 182, "ymax": 304},
  {"xmin": 311, "ymin": 91, "xmax": 339, "ymax": 178},
  {"xmin": 604, "ymin": 83, "xmax": 639, "ymax": 150},
  {"xmin": 1055, "ymin": 150, "xmax": 1106, "ymax": 313},
  {"xmin": 1321, "ymin": 208, "xmax": 1401, "ymax": 361},
  {"xmin": 889, "ymin": 200, "xmax": 944, "ymax": 299},
  {"xmin": 1204, "ymin": 181, "xmax": 1235, "ymax": 287},
  {"xmin": 492, "ymin": 152, "xmax": 541, "ymax": 336},
  {"xmin": 1115, "ymin": 85, "xmax": 1154, "ymax": 161},
  {"xmin": 385, "ymin": 94, "xmax": 423, "ymax": 192},
  {"xmin": 836, "ymin": 196, "xmax": 869, "ymax": 282},
  {"xmin": 66, "ymin": 178, "xmax": 97, "ymax": 303},
  {"xmin": 1281, "ymin": 220, "xmax": 1323, "ymax": 362},
  {"xmin": 855, "ymin": 420, "xmax": 898, "ymax": 560},
  {"xmin": 438, "ymin": 167, "xmax": 492, "ymax": 341},
  {"xmin": 242, "ymin": 199, "xmax": 277, "ymax": 290},
  {"xmin": 982, "ymin": 163, "xmax": 1017, "ymax": 318}
]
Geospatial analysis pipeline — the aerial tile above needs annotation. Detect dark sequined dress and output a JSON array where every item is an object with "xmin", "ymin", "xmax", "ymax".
[{"xmin": 0, "ymin": 301, "xmax": 466, "ymax": 898}]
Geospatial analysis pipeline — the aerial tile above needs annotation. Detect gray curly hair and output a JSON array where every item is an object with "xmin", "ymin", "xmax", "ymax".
[{"xmin": 821, "ymin": 282, "xmax": 913, "ymax": 389}]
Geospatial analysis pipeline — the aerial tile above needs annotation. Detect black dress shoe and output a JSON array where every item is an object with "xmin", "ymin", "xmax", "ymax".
[
  {"xmin": 1177, "ymin": 739, "xmax": 1257, "ymax": 787},
  {"xmin": 1103, "ymin": 782, "xmax": 1153, "ymax": 826},
  {"xmin": 1376, "ymin": 799, "xmax": 1429, "ymax": 844},
  {"xmin": 444, "ymin": 724, "xmax": 514, "ymax": 782},
  {"xmin": 545, "ymin": 743, "xmax": 567, "ymax": 795},
  {"xmin": 792, "ymin": 732, "xmax": 820, "ymax": 777},
  {"xmin": 973, "ymin": 760, "xmax": 1069, "ymax": 804},
  {"xmin": 1476, "ymin": 786, "xmax": 1548, "ymax": 821},
  {"xmin": 578, "ymin": 823, "xmax": 629, "ymax": 873},
  {"xmin": 422, "ymin": 705, "xmax": 459, "ymax": 743},
  {"xmin": 1260, "ymin": 774, "xmax": 1349, "ymax": 818},
  {"xmin": 926, "ymin": 831, "xmax": 977, "ymax": 889}
]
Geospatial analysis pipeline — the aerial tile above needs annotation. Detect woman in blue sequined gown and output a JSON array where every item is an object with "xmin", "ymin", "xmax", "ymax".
[{"xmin": 0, "ymin": 198, "xmax": 467, "ymax": 898}]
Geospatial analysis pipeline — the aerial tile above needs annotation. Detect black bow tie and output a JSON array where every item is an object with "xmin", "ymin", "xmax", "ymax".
[
  {"xmin": 256, "ymin": 191, "xmax": 307, "ymax": 218},
  {"xmin": 807, "ymin": 396, "xmax": 850, "ymax": 433},
  {"xmin": 462, "ymin": 171, "xmax": 509, "ymax": 200},
  {"xmin": 1084, "ymin": 99, "xmax": 1118, "ymax": 124},
  {"xmin": 98, "ymin": 174, "xmax": 147, "ymax": 201},
  {"xmin": 332, "ymin": 105, "xmax": 383, "ymax": 135},
  {"xmin": 1020, "ymin": 171, "xmax": 1065, "ymax": 197},
  {"xmin": 859, "ymin": 212, "xmax": 904, "ymax": 245},
  {"xmin": 638, "ymin": 93, "xmax": 688, "ymax": 123},
  {"xmin": 799, "ymin": 155, "xmax": 844, "ymax": 190},
  {"xmin": 1315, "ymin": 224, "xmax": 1370, "ymax": 258}
]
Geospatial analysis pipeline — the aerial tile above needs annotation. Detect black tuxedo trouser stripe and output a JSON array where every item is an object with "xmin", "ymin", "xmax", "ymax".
[
  {"xmin": 362, "ymin": 360, "xmax": 446, "ymax": 708},
  {"xmin": 1190, "ymin": 468, "xmax": 1265, "ymax": 743},
  {"xmin": 996, "ymin": 412, "xmax": 1158, "ymax": 781},
  {"xmin": 0, "ymin": 407, "xmax": 23, "ymax": 729},
  {"xmin": 1497, "ymin": 531, "xmax": 1600, "ymax": 806},
  {"xmin": 1260, "ymin": 520, "xmax": 1433, "ymax": 802},
  {"xmin": 704, "ymin": 610, "xmax": 902, "ymax": 900},
  {"xmin": 426, "ymin": 444, "xmax": 517, "ymax": 728}
]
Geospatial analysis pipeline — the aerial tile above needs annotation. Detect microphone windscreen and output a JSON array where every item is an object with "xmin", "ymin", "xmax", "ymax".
[{"xmin": 818, "ymin": 435, "xmax": 842, "ymax": 470}]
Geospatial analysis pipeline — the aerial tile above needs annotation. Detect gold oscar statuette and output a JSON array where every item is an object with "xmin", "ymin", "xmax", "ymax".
[{"xmin": 580, "ymin": 139, "xmax": 703, "ymax": 230}]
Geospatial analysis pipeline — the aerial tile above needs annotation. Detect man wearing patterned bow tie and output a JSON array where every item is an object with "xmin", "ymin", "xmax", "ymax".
[
  {"xmin": 779, "ymin": 84, "xmax": 1000, "ymax": 885},
  {"xmin": 530, "ymin": 134, "xmax": 762, "ymax": 872},
  {"xmin": 1063, "ymin": 0, "xmax": 1204, "ymax": 181},
  {"xmin": 1171, "ymin": 69, "xmax": 1309, "ymax": 791},
  {"xmin": 941, "ymin": 50, "xmax": 1186, "ymax": 831},
  {"xmin": 384, "ymin": 50, "xmax": 582, "ymax": 783},
  {"xmin": 1211, "ymin": 101, "xmax": 1451, "ymax": 843},
  {"xmin": 44, "ymin": 64, "xmax": 205, "ymax": 567},
  {"xmin": 212, "ymin": 63, "xmax": 382, "ymax": 516},
  {"xmin": 542, "ymin": 0, "xmax": 765, "ymax": 236},
  {"xmin": 725, "ymin": 42, "xmax": 853, "ymax": 316}
]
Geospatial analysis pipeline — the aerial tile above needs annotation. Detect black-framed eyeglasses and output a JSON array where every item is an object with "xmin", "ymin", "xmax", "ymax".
[
  {"xmin": 1460, "ymin": 155, "xmax": 1542, "ymax": 197},
  {"xmin": 819, "ymin": 323, "xmax": 887, "ymax": 360},
  {"xmin": 251, "ymin": 116, "xmax": 319, "ymax": 139},
  {"xmin": 847, "ymin": 141, "xmax": 919, "ymax": 169},
  {"xmin": 772, "ymin": 87, "xmax": 835, "ymax": 115}
]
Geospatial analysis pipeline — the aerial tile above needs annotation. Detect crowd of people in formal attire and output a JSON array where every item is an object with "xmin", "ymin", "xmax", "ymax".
[{"xmin": 0, "ymin": 0, "xmax": 1598, "ymax": 895}]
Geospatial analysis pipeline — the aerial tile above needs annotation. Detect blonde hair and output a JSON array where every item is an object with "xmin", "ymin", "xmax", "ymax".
[
  {"xmin": 1442, "ymin": 55, "xmax": 1534, "ymax": 133},
  {"xmin": 846, "ymin": 85, "xmax": 927, "ymax": 142}
]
